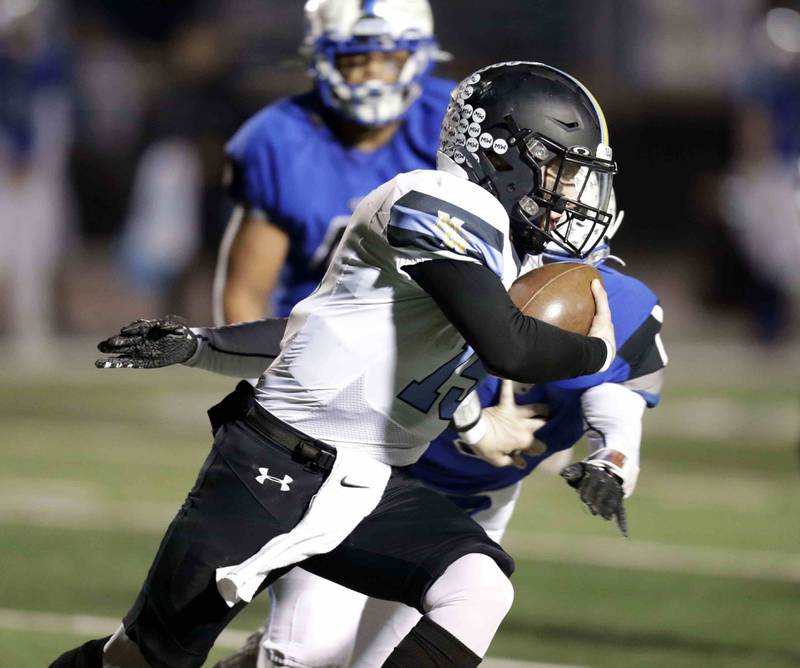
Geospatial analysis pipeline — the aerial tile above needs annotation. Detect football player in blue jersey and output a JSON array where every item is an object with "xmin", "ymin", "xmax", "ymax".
[{"xmin": 214, "ymin": 0, "xmax": 453, "ymax": 324}]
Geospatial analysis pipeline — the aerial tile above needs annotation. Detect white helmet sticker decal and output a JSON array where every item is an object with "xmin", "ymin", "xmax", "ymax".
[{"xmin": 492, "ymin": 138, "xmax": 508, "ymax": 154}]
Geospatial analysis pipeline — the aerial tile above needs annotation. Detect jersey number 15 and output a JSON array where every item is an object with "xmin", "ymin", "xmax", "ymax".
[{"xmin": 398, "ymin": 344, "xmax": 484, "ymax": 420}]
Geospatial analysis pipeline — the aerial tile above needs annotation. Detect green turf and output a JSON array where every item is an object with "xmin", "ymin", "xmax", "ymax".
[
  {"xmin": 0, "ymin": 630, "xmax": 99, "ymax": 668},
  {"xmin": 495, "ymin": 559, "xmax": 800, "ymax": 668},
  {"xmin": 1, "ymin": 344, "xmax": 798, "ymax": 667}
]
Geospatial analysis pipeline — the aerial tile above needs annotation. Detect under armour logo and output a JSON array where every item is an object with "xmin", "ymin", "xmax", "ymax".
[{"xmin": 255, "ymin": 467, "xmax": 293, "ymax": 492}]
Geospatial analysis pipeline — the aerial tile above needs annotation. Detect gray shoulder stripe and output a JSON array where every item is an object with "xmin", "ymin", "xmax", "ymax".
[
  {"xmin": 387, "ymin": 226, "xmax": 485, "ymax": 265},
  {"xmin": 394, "ymin": 190, "xmax": 505, "ymax": 253},
  {"xmin": 622, "ymin": 369, "xmax": 665, "ymax": 396}
]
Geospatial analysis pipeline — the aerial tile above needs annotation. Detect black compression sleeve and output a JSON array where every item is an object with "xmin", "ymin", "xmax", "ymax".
[{"xmin": 404, "ymin": 259, "xmax": 608, "ymax": 383}]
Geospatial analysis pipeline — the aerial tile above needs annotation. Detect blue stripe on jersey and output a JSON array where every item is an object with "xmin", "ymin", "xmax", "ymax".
[
  {"xmin": 388, "ymin": 203, "xmax": 496, "ymax": 269},
  {"xmin": 395, "ymin": 191, "xmax": 505, "ymax": 252},
  {"xmin": 388, "ymin": 191, "xmax": 505, "ymax": 276}
]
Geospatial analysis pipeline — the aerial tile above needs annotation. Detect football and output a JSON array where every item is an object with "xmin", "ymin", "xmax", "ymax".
[{"xmin": 508, "ymin": 262, "xmax": 600, "ymax": 335}]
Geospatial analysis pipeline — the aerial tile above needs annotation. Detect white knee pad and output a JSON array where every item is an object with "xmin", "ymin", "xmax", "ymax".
[
  {"xmin": 422, "ymin": 553, "xmax": 514, "ymax": 657},
  {"xmin": 261, "ymin": 568, "xmax": 368, "ymax": 667}
]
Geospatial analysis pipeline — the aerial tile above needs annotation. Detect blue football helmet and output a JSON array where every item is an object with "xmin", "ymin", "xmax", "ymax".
[{"xmin": 303, "ymin": 0, "xmax": 441, "ymax": 126}]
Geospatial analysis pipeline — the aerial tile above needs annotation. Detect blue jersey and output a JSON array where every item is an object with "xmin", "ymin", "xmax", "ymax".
[
  {"xmin": 226, "ymin": 76, "xmax": 455, "ymax": 316},
  {"xmin": 410, "ymin": 262, "xmax": 666, "ymax": 496},
  {"xmin": 742, "ymin": 69, "xmax": 800, "ymax": 164},
  {"xmin": 0, "ymin": 44, "xmax": 67, "ymax": 161}
]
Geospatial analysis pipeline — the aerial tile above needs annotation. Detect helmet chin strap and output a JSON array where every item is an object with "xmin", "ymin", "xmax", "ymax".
[{"xmin": 510, "ymin": 207, "xmax": 547, "ymax": 257}]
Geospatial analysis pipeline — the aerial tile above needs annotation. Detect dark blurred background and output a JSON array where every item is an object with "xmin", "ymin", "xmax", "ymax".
[
  {"xmin": 1, "ymin": 0, "xmax": 798, "ymax": 345},
  {"xmin": 1, "ymin": 4, "xmax": 798, "ymax": 666}
]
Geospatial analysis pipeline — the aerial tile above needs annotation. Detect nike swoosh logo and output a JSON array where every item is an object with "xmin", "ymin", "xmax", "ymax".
[
  {"xmin": 340, "ymin": 477, "xmax": 370, "ymax": 489},
  {"xmin": 549, "ymin": 117, "xmax": 581, "ymax": 131}
]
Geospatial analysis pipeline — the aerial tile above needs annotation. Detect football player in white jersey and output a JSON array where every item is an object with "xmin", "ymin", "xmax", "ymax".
[
  {"xmin": 215, "ymin": 64, "xmax": 645, "ymax": 668},
  {"xmin": 52, "ymin": 63, "xmax": 618, "ymax": 668}
]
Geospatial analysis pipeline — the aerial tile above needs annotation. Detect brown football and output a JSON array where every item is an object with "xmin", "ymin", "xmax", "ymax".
[{"xmin": 508, "ymin": 262, "xmax": 600, "ymax": 335}]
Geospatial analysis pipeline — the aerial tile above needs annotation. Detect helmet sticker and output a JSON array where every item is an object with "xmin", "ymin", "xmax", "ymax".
[
  {"xmin": 479, "ymin": 132, "xmax": 494, "ymax": 149},
  {"xmin": 467, "ymin": 72, "xmax": 481, "ymax": 85},
  {"xmin": 492, "ymin": 138, "xmax": 508, "ymax": 154},
  {"xmin": 453, "ymin": 148, "xmax": 466, "ymax": 164},
  {"xmin": 468, "ymin": 122, "xmax": 481, "ymax": 138},
  {"xmin": 596, "ymin": 143, "xmax": 613, "ymax": 160},
  {"xmin": 472, "ymin": 107, "xmax": 486, "ymax": 123},
  {"xmin": 457, "ymin": 118, "xmax": 469, "ymax": 133},
  {"xmin": 466, "ymin": 137, "xmax": 479, "ymax": 152},
  {"xmin": 461, "ymin": 104, "xmax": 473, "ymax": 118}
]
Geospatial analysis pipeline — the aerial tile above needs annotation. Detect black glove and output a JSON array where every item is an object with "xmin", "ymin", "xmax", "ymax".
[
  {"xmin": 95, "ymin": 318, "xmax": 198, "ymax": 369},
  {"xmin": 561, "ymin": 462, "xmax": 628, "ymax": 537}
]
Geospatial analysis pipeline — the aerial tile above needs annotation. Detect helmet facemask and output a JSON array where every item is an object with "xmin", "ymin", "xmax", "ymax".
[
  {"xmin": 305, "ymin": 2, "xmax": 439, "ymax": 127},
  {"xmin": 453, "ymin": 126, "xmax": 617, "ymax": 259},
  {"xmin": 312, "ymin": 35, "xmax": 435, "ymax": 126},
  {"xmin": 515, "ymin": 132, "xmax": 617, "ymax": 258}
]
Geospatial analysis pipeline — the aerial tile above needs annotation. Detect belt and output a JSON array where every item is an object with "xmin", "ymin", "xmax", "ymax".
[{"xmin": 244, "ymin": 396, "xmax": 336, "ymax": 474}]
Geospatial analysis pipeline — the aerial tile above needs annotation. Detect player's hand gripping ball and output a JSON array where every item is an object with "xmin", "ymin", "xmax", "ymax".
[
  {"xmin": 508, "ymin": 262, "xmax": 601, "ymax": 335},
  {"xmin": 95, "ymin": 317, "xmax": 198, "ymax": 369}
]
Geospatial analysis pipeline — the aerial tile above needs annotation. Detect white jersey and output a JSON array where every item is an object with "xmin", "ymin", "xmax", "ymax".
[{"xmin": 256, "ymin": 167, "xmax": 520, "ymax": 466}]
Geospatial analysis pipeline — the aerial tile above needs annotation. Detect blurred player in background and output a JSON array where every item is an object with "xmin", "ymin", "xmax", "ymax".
[
  {"xmin": 213, "ymin": 0, "xmax": 453, "ymax": 324},
  {"xmin": 0, "ymin": 0, "xmax": 70, "ymax": 351},
  {"xmin": 714, "ymin": 4, "xmax": 800, "ymax": 342}
]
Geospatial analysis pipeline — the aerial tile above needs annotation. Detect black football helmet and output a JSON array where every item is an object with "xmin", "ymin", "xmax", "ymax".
[{"xmin": 438, "ymin": 62, "xmax": 617, "ymax": 258}]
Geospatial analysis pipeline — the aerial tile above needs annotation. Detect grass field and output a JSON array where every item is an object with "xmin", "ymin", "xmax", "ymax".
[{"xmin": 1, "ymin": 337, "xmax": 798, "ymax": 667}]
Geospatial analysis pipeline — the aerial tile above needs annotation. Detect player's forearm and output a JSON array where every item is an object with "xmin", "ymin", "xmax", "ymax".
[
  {"xmin": 493, "ymin": 308, "xmax": 608, "ymax": 382},
  {"xmin": 222, "ymin": 284, "xmax": 271, "ymax": 325},
  {"xmin": 580, "ymin": 382, "xmax": 646, "ymax": 497},
  {"xmin": 185, "ymin": 318, "xmax": 287, "ymax": 377},
  {"xmin": 405, "ymin": 259, "xmax": 609, "ymax": 383}
]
